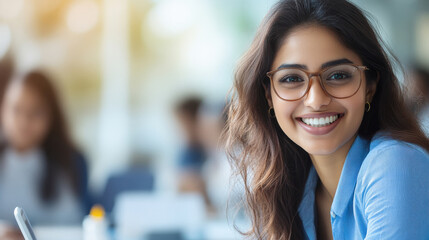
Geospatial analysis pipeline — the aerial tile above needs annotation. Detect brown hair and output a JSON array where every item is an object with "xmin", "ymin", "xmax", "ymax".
[
  {"xmin": 1, "ymin": 71, "xmax": 81, "ymax": 202},
  {"xmin": 0, "ymin": 57, "xmax": 14, "ymax": 113},
  {"xmin": 175, "ymin": 96, "xmax": 203, "ymax": 122},
  {"xmin": 223, "ymin": 0, "xmax": 429, "ymax": 239}
]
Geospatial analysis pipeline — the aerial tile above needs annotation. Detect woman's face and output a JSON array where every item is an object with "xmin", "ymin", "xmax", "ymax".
[
  {"xmin": 1, "ymin": 82, "xmax": 51, "ymax": 152},
  {"xmin": 268, "ymin": 25, "xmax": 375, "ymax": 158}
]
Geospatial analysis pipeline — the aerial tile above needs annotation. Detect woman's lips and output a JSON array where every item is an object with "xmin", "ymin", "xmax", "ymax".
[{"xmin": 296, "ymin": 113, "xmax": 344, "ymax": 135}]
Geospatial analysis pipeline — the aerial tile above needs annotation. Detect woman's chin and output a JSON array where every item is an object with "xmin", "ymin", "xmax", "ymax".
[{"xmin": 298, "ymin": 140, "xmax": 341, "ymax": 157}]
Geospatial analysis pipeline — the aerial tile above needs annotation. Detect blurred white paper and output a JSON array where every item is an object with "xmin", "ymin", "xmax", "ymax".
[
  {"xmin": 34, "ymin": 226, "xmax": 82, "ymax": 240},
  {"xmin": 114, "ymin": 192, "xmax": 205, "ymax": 240}
]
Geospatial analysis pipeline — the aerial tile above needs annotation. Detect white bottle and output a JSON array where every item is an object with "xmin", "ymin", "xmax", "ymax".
[{"xmin": 83, "ymin": 205, "xmax": 109, "ymax": 240}]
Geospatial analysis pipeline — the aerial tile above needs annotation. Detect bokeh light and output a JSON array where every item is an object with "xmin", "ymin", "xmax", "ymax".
[
  {"xmin": 0, "ymin": 0, "xmax": 24, "ymax": 19},
  {"xmin": 66, "ymin": 0, "xmax": 99, "ymax": 34},
  {"xmin": 146, "ymin": 0, "xmax": 202, "ymax": 37}
]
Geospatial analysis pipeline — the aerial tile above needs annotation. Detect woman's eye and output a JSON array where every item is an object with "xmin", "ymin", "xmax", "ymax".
[
  {"xmin": 327, "ymin": 72, "xmax": 351, "ymax": 80},
  {"xmin": 279, "ymin": 75, "xmax": 304, "ymax": 83}
]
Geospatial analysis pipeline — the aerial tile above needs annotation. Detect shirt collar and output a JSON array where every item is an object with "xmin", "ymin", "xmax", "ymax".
[
  {"xmin": 298, "ymin": 135, "xmax": 370, "ymax": 238},
  {"xmin": 331, "ymin": 135, "xmax": 370, "ymax": 217},
  {"xmin": 298, "ymin": 166, "xmax": 318, "ymax": 240}
]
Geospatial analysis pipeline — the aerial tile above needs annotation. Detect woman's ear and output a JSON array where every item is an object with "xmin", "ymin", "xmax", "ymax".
[
  {"xmin": 366, "ymin": 72, "xmax": 379, "ymax": 102},
  {"xmin": 262, "ymin": 80, "xmax": 273, "ymax": 107}
]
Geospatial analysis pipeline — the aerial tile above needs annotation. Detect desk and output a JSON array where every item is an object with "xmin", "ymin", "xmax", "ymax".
[{"xmin": 34, "ymin": 219, "xmax": 249, "ymax": 240}]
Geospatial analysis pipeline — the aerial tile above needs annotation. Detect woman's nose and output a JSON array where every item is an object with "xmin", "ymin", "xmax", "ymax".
[{"xmin": 303, "ymin": 77, "xmax": 331, "ymax": 110}]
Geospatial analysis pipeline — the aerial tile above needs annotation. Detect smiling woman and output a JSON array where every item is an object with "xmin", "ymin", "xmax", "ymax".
[
  {"xmin": 223, "ymin": 0, "xmax": 429, "ymax": 240},
  {"xmin": 269, "ymin": 25, "xmax": 372, "ymax": 157}
]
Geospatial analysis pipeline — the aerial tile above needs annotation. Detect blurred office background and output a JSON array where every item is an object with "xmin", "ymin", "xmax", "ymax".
[
  {"xmin": 0, "ymin": 0, "xmax": 279, "ymax": 193},
  {"xmin": 0, "ymin": 0, "xmax": 428, "ymax": 239}
]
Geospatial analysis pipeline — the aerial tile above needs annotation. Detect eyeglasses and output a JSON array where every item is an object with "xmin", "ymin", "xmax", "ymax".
[{"xmin": 266, "ymin": 64, "xmax": 369, "ymax": 101}]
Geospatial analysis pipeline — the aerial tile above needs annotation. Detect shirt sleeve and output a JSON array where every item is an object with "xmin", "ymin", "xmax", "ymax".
[{"xmin": 360, "ymin": 143, "xmax": 429, "ymax": 239}]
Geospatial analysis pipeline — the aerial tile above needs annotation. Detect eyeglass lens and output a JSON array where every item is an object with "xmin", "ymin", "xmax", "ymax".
[{"xmin": 271, "ymin": 65, "xmax": 361, "ymax": 100}]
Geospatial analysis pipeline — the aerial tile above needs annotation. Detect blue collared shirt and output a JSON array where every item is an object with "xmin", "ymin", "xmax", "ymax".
[{"xmin": 298, "ymin": 133, "xmax": 429, "ymax": 239}]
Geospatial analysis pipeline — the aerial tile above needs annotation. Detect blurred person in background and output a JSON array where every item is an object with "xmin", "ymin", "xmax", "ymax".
[
  {"xmin": 175, "ymin": 96, "xmax": 206, "ymax": 172},
  {"xmin": 198, "ymin": 102, "xmax": 236, "ymax": 219},
  {"xmin": 174, "ymin": 97, "xmax": 212, "ymax": 209},
  {"xmin": 0, "ymin": 71, "xmax": 90, "ymax": 240},
  {"xmin": 405, "ymin": 65, "xmax": 429, "ymax": 136}
]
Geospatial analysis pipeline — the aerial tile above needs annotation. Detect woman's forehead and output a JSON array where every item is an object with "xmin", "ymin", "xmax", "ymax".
[{"xmin": 272, "ymin": 25, "xmax": 362, "ymax": 71}]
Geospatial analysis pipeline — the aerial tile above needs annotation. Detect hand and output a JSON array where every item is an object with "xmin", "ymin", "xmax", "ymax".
[{"xmin": 0, "ymin": 224, "xmax": 24, "ymax": 240}]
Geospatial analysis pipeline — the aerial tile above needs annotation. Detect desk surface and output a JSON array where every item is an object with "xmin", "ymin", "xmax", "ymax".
[{"xmin": 34, "ymin": 219, "xmax": 249, "ymax": 240}]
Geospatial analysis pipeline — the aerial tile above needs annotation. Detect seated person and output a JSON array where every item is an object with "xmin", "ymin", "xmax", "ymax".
[
  {"xmin": 0, "ymin": 71, "xmax": 90, "ymax": 239},
  {"xmin": 174, "ymin": 97, "xmax": 212, "ymax": 210}
]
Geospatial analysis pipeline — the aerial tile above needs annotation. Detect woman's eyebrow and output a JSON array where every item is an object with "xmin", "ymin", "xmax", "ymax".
[
  {"xmin": 321, "ymin": 58, "xmax": 353, "ymax": 69},
  {"xmin": 276, "ymin": 63, "xmax": 307, "ymax": 70},
  {"xmin": 276, "ymin": 58, "xmax": 354, "ymax": 70}
]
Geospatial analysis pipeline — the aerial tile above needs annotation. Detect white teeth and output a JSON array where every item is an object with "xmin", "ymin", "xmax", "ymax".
[
  {"xmin": 314, "ymin": 118, "xmax": 319, "ymax": 125},
  {"xmin": 301, "ymin": 114, "xmax": 339, "ymax": 127}
]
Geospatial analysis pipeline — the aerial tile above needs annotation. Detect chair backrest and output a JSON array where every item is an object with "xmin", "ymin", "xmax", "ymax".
[
  {"xmin": 114, "ymin": 192, "xmax": 205, "ymax": 240},
  {"xmin": 100, "ymin": 168, "xmax": 155, "ymax": 213}
]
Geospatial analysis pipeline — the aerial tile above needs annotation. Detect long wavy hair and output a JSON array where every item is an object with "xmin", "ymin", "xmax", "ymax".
[
  {"xmin": 223, "ymin": 0, "xmax": 429, "ymax": 239},
  {"xmin": 0, "ymin": 71, "xmax": 81, "ymax": 202}
]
